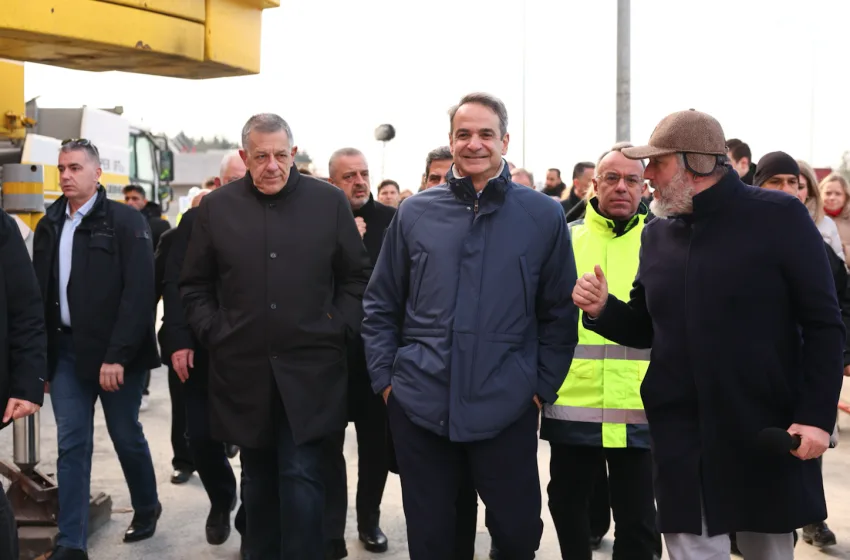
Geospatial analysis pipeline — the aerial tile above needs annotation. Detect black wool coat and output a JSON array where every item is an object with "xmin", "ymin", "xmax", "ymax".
[
  {"xmin": 347, "ymin": 195, "xmax": 395, "ymax": 421},
  {"xmin": 180, "ymin": 169, "xmax": 372, "ymax": 447},
  {"xmin": 586, "ymin": 170, "xmax": 845, "ymax": 535}
]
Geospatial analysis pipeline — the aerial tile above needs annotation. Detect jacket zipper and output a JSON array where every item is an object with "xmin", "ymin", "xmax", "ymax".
[{"xmin": 473, "ymin": 197, "xmax": 479, "ymax": 215}]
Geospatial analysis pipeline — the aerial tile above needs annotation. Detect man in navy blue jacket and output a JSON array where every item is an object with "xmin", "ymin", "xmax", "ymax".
[{"xmin": 362, "ymin": 92, "xmax": 579, "ymax": 560}]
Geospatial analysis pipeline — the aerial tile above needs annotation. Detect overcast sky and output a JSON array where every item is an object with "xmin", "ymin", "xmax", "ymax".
[{"xmin": 23, "ymin": 0, "xmax": 850, "ymax": 190}]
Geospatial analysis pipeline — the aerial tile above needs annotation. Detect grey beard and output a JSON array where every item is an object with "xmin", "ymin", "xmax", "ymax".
[{"xmin": 649, "ymin": 170, "xmax": 694, "ymax": 218}]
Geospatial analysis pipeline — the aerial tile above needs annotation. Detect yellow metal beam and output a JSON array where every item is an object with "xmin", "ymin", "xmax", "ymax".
[
  {"xmin": 205, "ymin": 0, "xmax": 263, "ymax": 75},
  {"xmin": 0, "ymin": 1, "xmax": 204, "ymax": 60},
  {"xmin": 0, "ymin": 60, "xmax": 26, "ymax": 140},
  {"xmin": 0, "ymin": 0, "xmax": 278, "ymax": 79},
  {"xmin": 236, "ymin": 0, "xmax": 281, "ymax": 7},
  {"xmin": 96, "ymin": 0, "xmax": 207, "ymax": 23}
]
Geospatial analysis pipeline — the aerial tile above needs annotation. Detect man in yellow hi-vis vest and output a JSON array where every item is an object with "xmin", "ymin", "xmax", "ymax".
[{"xmin": 541, "ymin": 143, "xmax": 660, "ymax": 560}]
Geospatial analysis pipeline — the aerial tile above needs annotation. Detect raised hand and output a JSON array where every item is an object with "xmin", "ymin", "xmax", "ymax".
[{"xmin": 572, "ymin": 264, "xmax": 609, "ymax": 319}]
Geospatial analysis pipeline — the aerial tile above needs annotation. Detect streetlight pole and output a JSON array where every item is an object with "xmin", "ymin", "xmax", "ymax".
[
  {"xmin": 521, "ymin": 0, "xmax": 528, "ymax": 168},
  {"xmin": 616, "ymin": 0, "xmax": 631, "ymax": 142}
]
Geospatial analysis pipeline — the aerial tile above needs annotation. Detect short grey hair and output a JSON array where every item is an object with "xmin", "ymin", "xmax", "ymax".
[
  {"xmin": 241, "ymin": 113, "xmax": 294, "ymax": 150},
  {"xmin": 219, "ymin": 149, "xmax": 242, "ymax": 179},
  {"xmin": 60, "ymin": 139, "xmax": 101, "ymax": 166},
  {"xmin": 328, "ymin": 147, "xmax": 366, "ymax": 177},
  {"xmin": 449, "ymin": 92, "xmax": 508, "ymax": 138}
]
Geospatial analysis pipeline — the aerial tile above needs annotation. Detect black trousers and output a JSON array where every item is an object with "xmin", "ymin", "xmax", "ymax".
[
  {"xmin": 323, "ymin": 393, "xmax": 389, "ymax": 540},
  {"xmin": 184, "ymin": 377, "xmax": 237, "ymax": 512},
  {"xmin": 454, "ymin": 469, "xmax": 480, "ymax": 560},
  {"xmin": 389, "ymin": 395, "xmax": 543, "ymax": 560},
  {"xmin": 548, "ymin": 444, "xmax": 658, "ymax": 560},
  {"xmin": 167, "ymin": 365, "xmax": 194, "ymax": 471},
  {"xmin": 453, "ymin": 456, "xmax": 611, "ymax": 558},
  {"xmin": 590, "ymin": 460, "xmax": 612, "ymax": 538}
]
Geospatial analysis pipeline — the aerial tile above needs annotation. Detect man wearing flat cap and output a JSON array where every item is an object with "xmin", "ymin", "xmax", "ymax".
[{"xmin": 572, "ymin": 109, "xmax": 845, "ymax": 560}]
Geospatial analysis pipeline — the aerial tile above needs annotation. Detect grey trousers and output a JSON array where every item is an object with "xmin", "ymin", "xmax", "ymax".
[{"xmin": 665, "ymin": 515, "xmax": 794, "ymax": 560}]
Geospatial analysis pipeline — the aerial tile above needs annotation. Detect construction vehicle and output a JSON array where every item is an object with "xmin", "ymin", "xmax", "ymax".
[
  {"xmin": 6, "ymin": 101, "xmax": 177, "ymax": 213},
  {"xmin": 0, "ymin": 2, "xmax": 279, "ymax": 557}
]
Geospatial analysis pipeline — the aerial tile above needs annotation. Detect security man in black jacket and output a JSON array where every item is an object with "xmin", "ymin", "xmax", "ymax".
[
  {"xmin": 324, "ymin": 147, "xmax": 394, "ymax": 559},
  {"xmin": 32, "ymin": 139, "xmax": 161, "ymax": 560}
]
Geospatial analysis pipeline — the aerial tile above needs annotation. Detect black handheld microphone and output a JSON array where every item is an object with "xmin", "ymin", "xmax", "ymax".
[{"xmin": 757, "ymin": 427, "xmax": 801, "ymax": 455}]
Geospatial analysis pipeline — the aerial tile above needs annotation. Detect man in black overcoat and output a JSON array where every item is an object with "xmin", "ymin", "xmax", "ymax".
[
  {"xmin": 572, "ymin": 109, "xmax": 845, "ymax": 560},
  {"xmin": 180, "ymin": 114, "xmax": 372, "ymax": 560}
]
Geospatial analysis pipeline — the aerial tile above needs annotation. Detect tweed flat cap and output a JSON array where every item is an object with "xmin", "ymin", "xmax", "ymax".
[{"xmin": 622, "ymin": 109, "xmax": 727, "ymax": 174}]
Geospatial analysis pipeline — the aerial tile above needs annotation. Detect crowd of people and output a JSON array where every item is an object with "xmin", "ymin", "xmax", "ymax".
[{"xmin": 0, "ymin": 92, "xmax": 845, "ymax": 560}]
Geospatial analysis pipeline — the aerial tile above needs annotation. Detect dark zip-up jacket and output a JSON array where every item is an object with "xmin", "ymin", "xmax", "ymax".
[
  {"xmin": 32, "ymin": 186, "xmax": 161, "ymax": 379},
  {"xmin": 362, "ymin": 162, "xmax": 579, "ymax": 442}
]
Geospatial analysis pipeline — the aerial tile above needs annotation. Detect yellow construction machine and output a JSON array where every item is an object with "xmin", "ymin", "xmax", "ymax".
[
  {"xmin": 0, "ymin": 0, "xmax": 279, "ymax": 228},
  {"xmin": 0, "ymin": 2, "xmax": 279, "ymax": 557}
]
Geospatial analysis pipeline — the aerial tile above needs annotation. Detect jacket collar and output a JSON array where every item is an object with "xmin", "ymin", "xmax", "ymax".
[
  {"xmin": 447, "ymin": 159, "xmax": 511, "ymax": 203},
  {"xmin": 585, "ymin": 197, "xmax": 647, "ymax": 237},
  {"xmin": 244, "ymin": 165, "xmax": 300, "ymax": 201},
  {"xmin": 687, "ymin": 167, "xmax": 741, "ymax": 220},
  {"xmin": 46, "ymin": 185, "xmax": 108, "ymax": 224}
]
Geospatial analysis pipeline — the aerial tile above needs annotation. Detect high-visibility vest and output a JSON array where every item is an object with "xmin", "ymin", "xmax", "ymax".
[{"xmin": 541, "ymin": 201, "xmax": 651, "ymax": 449}]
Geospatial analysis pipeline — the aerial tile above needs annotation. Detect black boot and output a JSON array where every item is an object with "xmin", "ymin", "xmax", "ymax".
[
  {"xmin": 38, "ymin": 546, "xmax": 89, "ymax": 560},
  {"xmin": 205, "ymin": 503, "xmax": 232, "ymax": 545},
  {"xmin": 124, "ymin": 502, "xmax": 162, "ymax": 542},
  {"xmin": 802, "ymin": 522, "xmax": 837, "ymax": 548},
  {"xmin": 358, "ymin": 512, "xmax": 388, "ymax": 553},
  {"xmin": 170, "ymin": 469, "xmax": 193, "ymax": 484}
]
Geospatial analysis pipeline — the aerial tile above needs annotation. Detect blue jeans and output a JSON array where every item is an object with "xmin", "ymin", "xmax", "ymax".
[
  {"xmin": 241, "ymin": 398, "xmax": 325, "ymax": 560},
  {"xmin": 51, "ymin": 334, "xmax": 158, "ymax": 550}
]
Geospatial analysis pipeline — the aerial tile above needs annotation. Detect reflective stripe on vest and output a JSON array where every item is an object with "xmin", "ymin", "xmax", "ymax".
[
  {"xmin": 542, "ymin": 202, "xmax": 649, "ymax": 449},
  {"xmin": 543, "ymin": 404, "xmax": 648, "ymax": 424},
  {"xmin": 573, "ymin": 344, "xmax": 651, "ymax": 361}
]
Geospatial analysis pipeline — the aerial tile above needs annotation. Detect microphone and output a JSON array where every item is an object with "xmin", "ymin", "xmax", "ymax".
[{"xmin": 757, "ymin": 427, "xmax": 801, "ymax": 455}]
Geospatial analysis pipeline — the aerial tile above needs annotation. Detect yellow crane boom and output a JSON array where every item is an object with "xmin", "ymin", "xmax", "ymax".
[{"xmin": 0, "ymin": 0, "xmax": 279, "ymax": 226}]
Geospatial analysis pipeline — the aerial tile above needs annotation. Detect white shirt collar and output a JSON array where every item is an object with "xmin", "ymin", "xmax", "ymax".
[
  {"xmin": 66, "ymin": 191, "xmax": 98, "ymax": 219},
  {"xmin": 450, "ymin": 160, "xmax": 506, "ymax": 184}
]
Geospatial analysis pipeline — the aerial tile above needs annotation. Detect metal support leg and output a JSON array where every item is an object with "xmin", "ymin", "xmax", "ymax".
[{"xmin": 0, "ymin": 412, "xmax": 112, "ymax": 559}]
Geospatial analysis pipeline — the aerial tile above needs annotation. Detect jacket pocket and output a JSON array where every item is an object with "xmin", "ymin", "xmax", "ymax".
[
  {"xmin": 519, "ymin": 256, "xmax": 531, "ymax": 316},
  {"xmin": 89, "ymin": 231, "xmax": 115, "ymax": 253},
  {"xmin": 325, "ymin": 306, "xmax": 347, "ymax": 337},
  {"xmin": 411, "ymin": 252, "xmax": 429, "ymax": 311}
]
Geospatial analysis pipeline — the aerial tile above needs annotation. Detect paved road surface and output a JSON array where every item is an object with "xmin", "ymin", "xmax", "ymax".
[{"xmin": 1, "ymin": 366, "xmax": 849, "ymax": 559}]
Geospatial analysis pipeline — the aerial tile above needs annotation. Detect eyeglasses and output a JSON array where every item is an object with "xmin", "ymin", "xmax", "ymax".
[{"xmin": 597, "ymin": 172, "xmax": 642, "ymax": 188}]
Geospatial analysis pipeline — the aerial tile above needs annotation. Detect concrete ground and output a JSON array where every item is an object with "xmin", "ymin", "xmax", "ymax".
[{"xmin": 1, "ymin": 367, "xmax": 850, "ymax": 559}]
